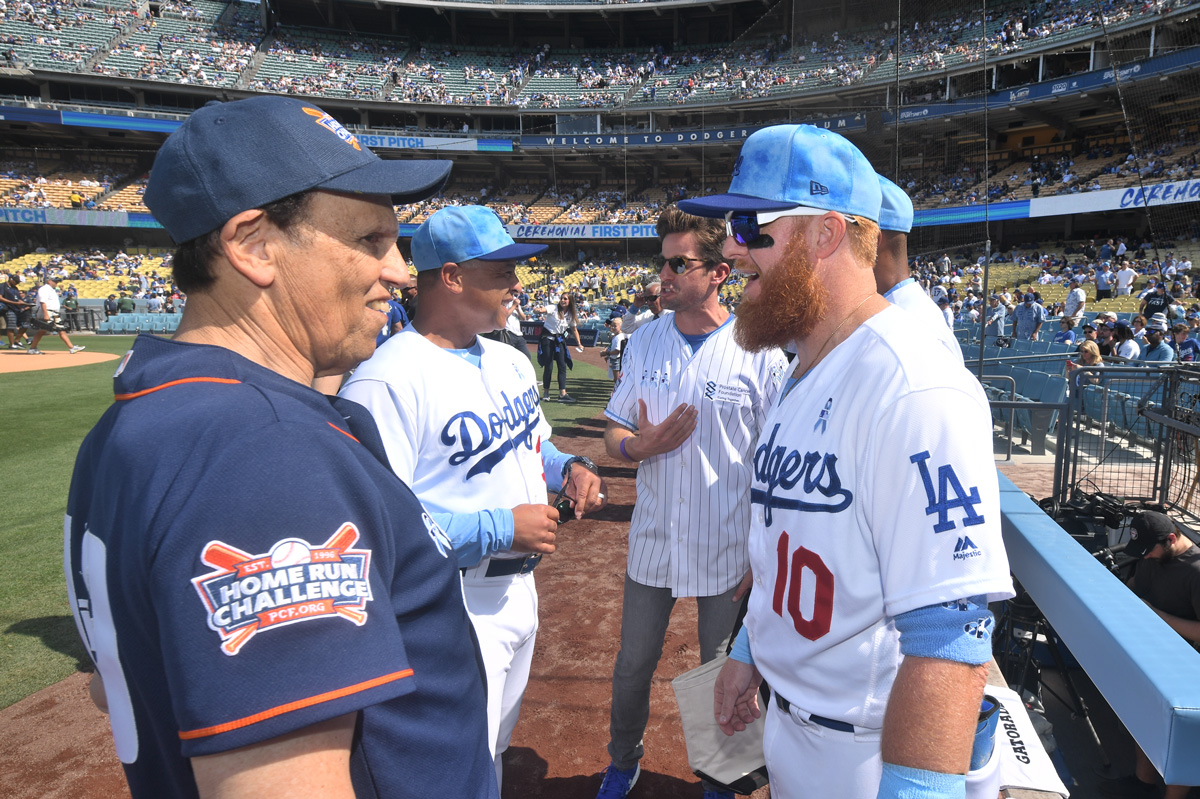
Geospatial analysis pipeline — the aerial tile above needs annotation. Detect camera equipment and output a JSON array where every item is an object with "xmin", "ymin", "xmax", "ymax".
[{"xmin": 993, "ymin": 580, "xmax": 1112, "ymax": 770}]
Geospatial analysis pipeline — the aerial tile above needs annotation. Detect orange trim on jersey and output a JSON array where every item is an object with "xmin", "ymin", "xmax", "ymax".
[
  {"xmin": 327, "ymin": 422, "xmax": 361, "ymax": 443},
  {"xmin": 115, "ymin": 377, "xmax": 241, "ymax": 401},
  {"xmin": 178, "ymin": 669, "xmax": 414, "ymax": 740}
]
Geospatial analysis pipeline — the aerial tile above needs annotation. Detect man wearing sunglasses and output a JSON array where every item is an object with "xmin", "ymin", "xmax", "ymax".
[
  {"xmin": 678, "ymin": 124, "xmax": 1013, "ymax": 799},
  {"xmin": 595, "ymin": 206, "xmax": 787, "ymax": 799},
  {"xmin": 623, "ymin": 279, "xmax": 667, "ymax": 335}
]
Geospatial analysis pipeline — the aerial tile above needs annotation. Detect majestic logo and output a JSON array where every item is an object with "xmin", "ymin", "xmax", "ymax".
[
  {"xmin": 810, "ymin": 180, "xmax": 830, "ymax": 196},
  {"xmin": 440, "ymin": 387, "xmax": 541, "ymax": 479},
  {"xmin": 910, "ymin": 451, "xmax": 986, "ymax": 533},
  {"xmin": 192, "ymin": 524, "xmax": 373, "ymax": 656},
  {"xmin": 814, "ymin": 398, "xmax": 833, "ymax": 434},
  {"xmin": 302, "ymin": 106, "xmax": 362, "ymax": 151},
  {"xmin": 953, "ymin": 536, "xmax": 983, "ymax": 560},
  {"xmin": 750, "ymin": 424, "xmax": 853, "ymax": 526}
]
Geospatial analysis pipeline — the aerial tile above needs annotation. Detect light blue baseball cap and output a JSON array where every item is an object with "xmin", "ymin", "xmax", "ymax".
[
  {"xmin": 411, "ymin": 205, "xmax": 547, "ymax": 272},
  {"xmin": 877, "ymin": 175, "xmax": 913, "ymax": 233},
  {"xmin": 678, "ymin": 124, "xmax": 882, "ymax": 223}
]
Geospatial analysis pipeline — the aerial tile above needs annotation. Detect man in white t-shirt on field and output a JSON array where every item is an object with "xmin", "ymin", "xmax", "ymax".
[{"xmin": 27, "ymin": 275, "xmax": 84, "ymax": 354}]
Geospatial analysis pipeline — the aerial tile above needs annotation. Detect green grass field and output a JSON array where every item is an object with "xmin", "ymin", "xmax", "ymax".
[{"xmin": 0, "ymin": 334, "xmax": 611, "ymax": 709}]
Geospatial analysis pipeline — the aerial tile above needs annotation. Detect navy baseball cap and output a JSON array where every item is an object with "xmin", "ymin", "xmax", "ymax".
[
  {"xmin": 144, "ymin": 96, "xmax": 452, "ymax": 243},
  {"xmin": 412, "ymin": 205, "xmax": 547, "ymax": 272},
  {"xmin": 677, "ymin": 124, "xmax": 882, "ymax": 222},
  {"xmin": 1125, "ymin": 511, "xmax": 1177, "ymax": 558},
  {"xmin": 878, "ymin": 175, "xmax": 914, "ymax": 233},
  {"xmin": 1024, "ymin": 293, "xmax": 1036, "ymax": 303}
]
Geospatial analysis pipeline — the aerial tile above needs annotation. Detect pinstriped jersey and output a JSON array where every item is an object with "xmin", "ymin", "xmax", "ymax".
[{"xmin": 605, "ymin": 315, "xmax": 787, "ymax": 597}]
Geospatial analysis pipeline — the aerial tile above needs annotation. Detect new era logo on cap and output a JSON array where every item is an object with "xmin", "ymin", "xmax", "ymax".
[{"xmin": 675, "ymin": 124, "xmax": 882, "ymax": 223}]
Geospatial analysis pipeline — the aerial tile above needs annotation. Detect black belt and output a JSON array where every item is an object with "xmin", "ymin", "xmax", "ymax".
[
  {"xmin": 773, "ymin": 692, "xmax": 855, "ymax": 733},
  {"xmin": 475, "ymin": 554, "xmax": 542, "ymax": 578}
]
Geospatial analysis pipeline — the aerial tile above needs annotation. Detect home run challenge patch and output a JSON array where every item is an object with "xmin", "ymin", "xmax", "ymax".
[{"xmin": 192, "ymin": 523, "xmax": 373, "ymax": 655}]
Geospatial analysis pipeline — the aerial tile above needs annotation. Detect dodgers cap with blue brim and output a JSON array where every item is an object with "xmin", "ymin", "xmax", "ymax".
[
  {"xmin": 144, "ymin": 96, "xmax": 452, "ymax": 243},
  {"xmin": 412, "ymin": 205, "xmax": 547, "ymax": 272},
  {"xmin": 878, "ymin": 174, "xmax": 914, "ymax": 233},
  {"xmin": 677, "ymin": 124, "xmax": 882, "ymax": 222}
]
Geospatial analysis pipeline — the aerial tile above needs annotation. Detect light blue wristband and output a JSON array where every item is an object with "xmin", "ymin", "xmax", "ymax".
[
  {"xmin": 728, "ymin": 626, "xmax": 754, "ymax": 665},
  {"xmin": 877, "ymin": 762, "xmax": 965, "ymax": 799},
  {"xmin": 894, "ymin": 596, "xmax": 994, "ymax": 665}
]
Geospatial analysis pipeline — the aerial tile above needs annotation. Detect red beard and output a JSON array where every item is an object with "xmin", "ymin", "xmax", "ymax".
[{"xmin": 734, "ymin": 232, "xmax": 829, "ymax": 352}]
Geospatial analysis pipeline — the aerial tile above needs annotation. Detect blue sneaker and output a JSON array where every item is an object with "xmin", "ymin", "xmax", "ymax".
[
  {"xmin": 702, "ymin": 791, "xmax": 735, "ymax": 799},
  {"xmin": 596, "ymin": 763, "xmax": 640, "ymax": 798}
]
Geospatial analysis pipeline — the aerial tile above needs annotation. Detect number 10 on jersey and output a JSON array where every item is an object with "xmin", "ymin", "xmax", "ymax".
[{"xmin": 772, "ymin": 531, "xmax": 834, "ymax": 640}]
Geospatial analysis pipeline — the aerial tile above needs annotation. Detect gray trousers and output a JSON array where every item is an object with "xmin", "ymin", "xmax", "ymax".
[{"xmin": 607, "ymin": 574, "xmax": 746, "ymax": 771}]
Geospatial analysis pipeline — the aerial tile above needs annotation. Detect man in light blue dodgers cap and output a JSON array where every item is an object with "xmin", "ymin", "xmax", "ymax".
[
  {"xmin": 875, "ymin": 174, "xmax": 964, "ymax": 364},
  {"xmin": 339, "ymin": 204, "xmax": 609, "ymax": 791},
  {"xmin": 679, "ymin": 125, "xmax": 1014, "ymax": 799}
]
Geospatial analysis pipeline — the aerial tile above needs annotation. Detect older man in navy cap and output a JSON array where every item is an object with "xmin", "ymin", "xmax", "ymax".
[
  {"xmin": 65, "ymin": 96, "xmax": 499, "ymax": 799},
  {"xmin": 340, "ymin": 204, "xmax": 607, "ymax": 791},
  {"xmin": 679, "ymin": 124, "xmax": 1013, "ymax": 799}
]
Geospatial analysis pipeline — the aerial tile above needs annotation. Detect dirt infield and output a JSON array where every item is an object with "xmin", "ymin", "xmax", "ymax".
[{"xmin": 0, "ymin": 348, "xmax": 118, "ymax": 373}]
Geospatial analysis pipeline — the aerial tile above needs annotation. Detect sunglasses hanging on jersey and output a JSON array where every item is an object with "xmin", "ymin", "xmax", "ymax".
[{"xmin": 724, "ymin": 207, "xmax": 857, "ymax": 249}]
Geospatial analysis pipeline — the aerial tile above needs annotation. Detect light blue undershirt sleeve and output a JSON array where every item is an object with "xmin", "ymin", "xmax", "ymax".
[
  {"xmin": 430, "ymin": 350, "xmax": 568, "ymax": 567},
  {"xmin": 430, "ymin": 509, "xmax": 515, "ymax": 569},
  {"xmin": 893, "ymin": 596, "xmax": 994, "ymax": 665},
  {"xmin": 728, "ymin": 626, "xmax": 755, "ymax": 665},
  {"xmin": 883, "ymin": 276, "xmax": 915, "ymax": 300},
  {"xmin": 877, "ymin": 763, "xmax": 966, "ymax": 799},
  {"xmin": 542, "ymin": 440, "xmax": 572, "ymax": 493}
]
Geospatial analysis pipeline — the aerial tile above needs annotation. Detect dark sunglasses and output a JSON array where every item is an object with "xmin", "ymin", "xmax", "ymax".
[
  {"xmin": 654, "ymin": 255, "xmax": 707, "ymax": 274},
  {"xmin": 724, "ymin": 207, "xmax": 844, "ymax": 249}
]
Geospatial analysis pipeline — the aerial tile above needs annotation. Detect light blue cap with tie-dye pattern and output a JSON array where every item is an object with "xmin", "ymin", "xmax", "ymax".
[{"xmin": 678, "ymin": 124, "xmax": 882, "ymax": 223}]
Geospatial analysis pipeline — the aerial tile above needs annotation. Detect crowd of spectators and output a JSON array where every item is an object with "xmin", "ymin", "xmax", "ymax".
[
  {"xmin": 1, "ymin": 159, "xmax": 121, "ymax": 209},
  {"xmin": 254, "ymin": 31, "xmax": 402, "ymax": 98},
  {"xmin": 3, "ymin": 0, "xmax": 1182, "ymax": 107}
]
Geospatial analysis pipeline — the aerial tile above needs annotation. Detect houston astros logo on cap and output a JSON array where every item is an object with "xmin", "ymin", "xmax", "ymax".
[{"xmin": 301, "ymin": 106, "xmax": 362, "ymax": 151}]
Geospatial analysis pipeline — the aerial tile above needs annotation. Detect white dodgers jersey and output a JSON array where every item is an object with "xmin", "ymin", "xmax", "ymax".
[
  {"xmin": 340, "ymin": 328, "xmax": 552, "ymax": 515},
  {"xmin": 744, "ymin": 305, "xmax": 1013, "ymax": 729},
  {"xmin": 886, "ymin": 279, "xmax": 964, "ymax": 365}
]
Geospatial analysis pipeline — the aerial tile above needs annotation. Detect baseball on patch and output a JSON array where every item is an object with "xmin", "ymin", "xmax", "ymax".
[{"xmin": 270, "ymin": 539, "xmax": 313, "ymax": 568}]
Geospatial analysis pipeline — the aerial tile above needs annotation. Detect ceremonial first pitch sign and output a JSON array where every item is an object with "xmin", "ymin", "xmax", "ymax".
[{"xmin": 192, "ymin": 523, "xmax": 373, "ymax": 655}]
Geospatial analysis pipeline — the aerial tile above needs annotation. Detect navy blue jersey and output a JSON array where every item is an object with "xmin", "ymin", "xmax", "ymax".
[
  {"xmin": 376, "ymin": 299, "xmax": 410, "ymax": 347},
  {"xmin": 65, "ymin": 335, "xmax": 496, "ymax": 799}
]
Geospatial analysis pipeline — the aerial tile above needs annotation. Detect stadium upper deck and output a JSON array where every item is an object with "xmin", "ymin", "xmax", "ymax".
[{"xmin": 1, "ymin": 0, "xmax": 1186, "ymax": 113}]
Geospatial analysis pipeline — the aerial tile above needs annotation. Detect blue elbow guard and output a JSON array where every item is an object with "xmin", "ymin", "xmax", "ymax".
[
  {"xmin": 878, "ymin": 762, "xmax": 966, "ymax": 799},
  {"xmin": 894, "ymin": 596, "xmax": 994, "ymax": 665}
]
